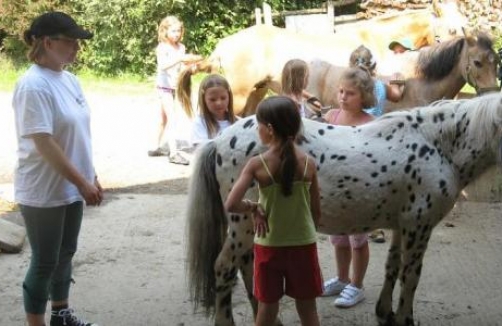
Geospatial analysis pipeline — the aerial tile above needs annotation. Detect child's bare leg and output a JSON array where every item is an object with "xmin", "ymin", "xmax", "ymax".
[
  {"xmin": 295, "ymin": 298, "xmax": 320, "ymax": 326},
  {"xmin": 255, "ymin": 301, "xmax": 279, "ymax": 326},
  {"xmin": 335, "ymin": 244, "xmax": 352, "ymax": 283},
  {"xmin": 351, "ymin": 242, "xmax": 369, "ymax": 288}
]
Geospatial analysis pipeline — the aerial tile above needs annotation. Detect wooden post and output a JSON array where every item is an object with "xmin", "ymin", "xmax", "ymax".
[
  {"xmin": 327, "ymin": 0, "xmax": 335, "ymax": 33},
  {"xmin": 263, "ymin": 2, "xmax": 272, "ymax": 25},
  {"xmin": 255, "ymin": 8, "xmax": 262, "ymax": 25}
]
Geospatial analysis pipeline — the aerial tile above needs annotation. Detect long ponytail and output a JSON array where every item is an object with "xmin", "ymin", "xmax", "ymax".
[
  {"xmin": 279, "ymin": 137, "xmax": 298, "ymax": 196},
  {"xmin": 256, "ymin": 96, "xmax": 301, "ymax": 197}
]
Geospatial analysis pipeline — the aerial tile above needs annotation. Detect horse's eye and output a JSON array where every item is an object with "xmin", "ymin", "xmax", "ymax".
[{"xmin": 473, "ymin": 60, "xmax": 482, "ymax": 68}]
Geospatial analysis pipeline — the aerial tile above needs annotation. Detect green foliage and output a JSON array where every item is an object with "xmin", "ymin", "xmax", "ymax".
[
  {"xmin": 0, "ymin": 0, "xmax": 331, "ymax": 76},
  {"xmin": 0, "ymin": 0, "xmax": 71, "ymax": 66},
  {"xmin": 69, "ymin": 0, "xmax": 167, "ymax": 76},
  {"xmin": 0, "ymin": 53, "xmax": 25, "ymax": 91}
]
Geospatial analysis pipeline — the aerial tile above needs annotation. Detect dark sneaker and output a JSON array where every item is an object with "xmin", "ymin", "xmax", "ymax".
[
  {"xmin": 369, "ymin": 229, "xmax": 386, "ymax": 243},
  {"xmin": 169, "ymin": 153, "xmax": 190, "ymax": 165},
  {"xmin": 147, "ymin": 148, "xmax": 169, "ymax": 157},
  {"xmin": 50, "ymin": 308, "xmax": 98, "ymax": 326}
]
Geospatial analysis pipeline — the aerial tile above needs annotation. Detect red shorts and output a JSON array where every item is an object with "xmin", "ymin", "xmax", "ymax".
[{"xmin": 253, "ymin": 243, "xmax": 323, "ymax": 303}]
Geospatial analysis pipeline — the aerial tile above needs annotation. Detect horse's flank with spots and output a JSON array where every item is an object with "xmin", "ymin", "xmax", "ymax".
[{"xmin": 186, "ymin": 93, "xmax": 502, "ymax": 326}]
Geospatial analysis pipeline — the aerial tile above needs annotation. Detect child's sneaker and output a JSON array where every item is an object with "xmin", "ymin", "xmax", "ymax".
[
  {"xmin": 50, "ymin": 308, "xmax": 98, "ymax": 326},
  {"xmin": 321, "ymin": 277, "xmax": 349, "ymax": 297},
  {"xmin": 334, "ymin": 284, "xmax": 365, "ymax": 308}
]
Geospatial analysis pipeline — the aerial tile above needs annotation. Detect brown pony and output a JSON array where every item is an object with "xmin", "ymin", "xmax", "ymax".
[
  {"xmin": 177, "ymin": 5, "xmax": 467, "ymax": 117},
  {"xmin": 306, "ymin": 32, "xmax": 500, "ymax": 114}
]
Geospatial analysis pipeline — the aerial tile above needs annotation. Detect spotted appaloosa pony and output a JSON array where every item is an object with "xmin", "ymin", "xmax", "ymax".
[{"xmin": 186, "ymin": 93, "xmax": 502, "ymax": 326}]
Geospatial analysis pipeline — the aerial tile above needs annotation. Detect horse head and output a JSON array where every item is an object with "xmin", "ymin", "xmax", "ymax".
[
  {"xmin": 416, "ymin": 30, "xmax": 499, "ymax": 97},
  {"xmin": 461, "ymin": 29, "xmax": 500, "ymax": 95}
]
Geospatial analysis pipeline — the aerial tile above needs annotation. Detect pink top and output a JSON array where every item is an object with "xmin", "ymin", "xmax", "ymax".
[{"xmin": 324, "ymin": 109, "xmax": 373, "ymax": 126}]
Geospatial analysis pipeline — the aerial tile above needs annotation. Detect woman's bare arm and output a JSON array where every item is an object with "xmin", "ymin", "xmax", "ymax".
[{"xmin": 31, "ymin": 133, "xmax": 103, "ymax": 206}]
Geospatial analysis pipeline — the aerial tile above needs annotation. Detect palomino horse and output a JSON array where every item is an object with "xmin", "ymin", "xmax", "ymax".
[
  {"xmin": 177, "ymin": 4, "xmax": 467, "ymax": 117},
  {"xmin": 186, "ymin": 93, "xmax": 502, "ymax": 326},
  {"xmin": 306, "ymin": 32, "xmax": 500, "ymax": 114}
]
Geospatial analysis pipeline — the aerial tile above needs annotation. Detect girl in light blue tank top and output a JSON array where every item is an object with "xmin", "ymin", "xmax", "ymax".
[
  {"xmin": 349, "ymin": 45, "xmax": 405, "ymax": 118},
  {"xmin": 365, "ymin": 79, "xmax": 386, "ymax": 117}
]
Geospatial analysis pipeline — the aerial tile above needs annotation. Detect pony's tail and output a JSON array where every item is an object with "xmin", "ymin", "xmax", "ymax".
[
  {"xmin": 185, "ymin": 141, "xmax": 227, "ymax": 315},
  {"xmin": 176, "ymin": 57, "xmax": 215, "ymax": 119}
]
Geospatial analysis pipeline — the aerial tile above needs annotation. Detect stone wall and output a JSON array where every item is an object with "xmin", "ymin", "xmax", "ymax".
[{"xmin": 357, "ymin": 0, "xmax": 501, "ymax": 32}]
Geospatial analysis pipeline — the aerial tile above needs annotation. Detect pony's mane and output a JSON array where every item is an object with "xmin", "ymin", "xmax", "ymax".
[{"xmin": 416, "ymin": 33, "xmax": 493, "ymax": 81}]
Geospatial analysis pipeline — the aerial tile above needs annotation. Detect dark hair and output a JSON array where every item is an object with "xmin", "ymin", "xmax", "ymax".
[
  {"xmin": 256, "ymin": 96, "xmax": 302, "ymax": 196},
  {"xmin": 198, "ymin": 74, "xmax": 236, "ymax": 138}
]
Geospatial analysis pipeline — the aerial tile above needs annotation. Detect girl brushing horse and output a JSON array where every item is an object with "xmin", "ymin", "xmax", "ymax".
[{"xmin": 306, "ymin": 32, "xmax": 499, "ymax": 115}]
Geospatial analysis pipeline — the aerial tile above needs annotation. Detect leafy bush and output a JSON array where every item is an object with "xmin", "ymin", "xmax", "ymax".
[
  {"xmin": 0, "ymin": 0, "xmax": 71, "ymax": 66},
  {"xmin": 0, "ymin": 0, "xmax": 336, "ymax": 76}
]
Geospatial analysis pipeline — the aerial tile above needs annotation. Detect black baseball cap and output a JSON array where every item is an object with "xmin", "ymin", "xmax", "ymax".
[{"xmin": 28, "ymin": 11, "xmax": 93, "ymax": 39}]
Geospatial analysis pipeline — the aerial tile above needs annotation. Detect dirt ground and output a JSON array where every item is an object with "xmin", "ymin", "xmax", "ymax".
[{"xmin": 1, "ymin": 90, "xmax": 502, "ymax": 326}]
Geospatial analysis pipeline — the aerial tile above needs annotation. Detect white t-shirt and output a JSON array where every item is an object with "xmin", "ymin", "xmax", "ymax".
[
  {"xmin": 191, "ymin": 115, "xmax": 232, "ymax": 146},
  {"xmin": 156, "ymin": 42, "xmax": 186, "ymax": 89},
  {"xmin": 12, "ymin": 64, "xmax": 95, "ymax": 207}
]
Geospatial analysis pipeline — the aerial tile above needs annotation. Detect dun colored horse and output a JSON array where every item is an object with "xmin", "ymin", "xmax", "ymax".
[
  {"xmin": 177, "ymin": 3, "xmax": 467, "ymax": 117},
  {"xmin": 186, "ymin": 93, "xmax": 502, "ymax": 326},
  {"xmin": 306, "ymin": 32, "xmax": 500, "ymax": 115}
]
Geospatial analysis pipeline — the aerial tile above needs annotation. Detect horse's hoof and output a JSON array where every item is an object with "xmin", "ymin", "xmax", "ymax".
[{"xmin": 377, "ymin": 312, "xmax": 396, "ymax": 326}]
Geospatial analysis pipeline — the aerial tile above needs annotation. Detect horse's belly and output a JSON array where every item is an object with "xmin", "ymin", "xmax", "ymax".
[{"xmin": 317, "ymin": 204, "xmax": 398, "ymax": 235}]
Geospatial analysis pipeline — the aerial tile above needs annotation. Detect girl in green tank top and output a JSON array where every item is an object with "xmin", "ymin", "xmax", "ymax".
[{"xmin": 224, "ymin": 96, "xmax": 322, "ymax": 326}]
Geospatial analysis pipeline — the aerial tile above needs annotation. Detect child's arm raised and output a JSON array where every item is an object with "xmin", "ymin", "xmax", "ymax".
[
  {"xmin": 224, "ymin": 158, "xmax": 269, "ymax": 236},
  {"xmin": 224, "ymin": 158, "xmax": 260, "ymax": 213}
]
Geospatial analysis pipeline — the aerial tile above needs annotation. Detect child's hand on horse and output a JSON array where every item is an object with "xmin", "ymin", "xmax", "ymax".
[
  {"xmin": 182, "ymin": 54, "xmax": 203, "ymax": 63},
  {"xmin": 253, "ymin": 206, "xmax": 269, "ymax": 237}
]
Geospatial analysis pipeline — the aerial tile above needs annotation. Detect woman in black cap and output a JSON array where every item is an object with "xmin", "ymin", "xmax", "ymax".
[{"xmin": 12, "ymin": 11, "xmax": 101, "ymax": 326}]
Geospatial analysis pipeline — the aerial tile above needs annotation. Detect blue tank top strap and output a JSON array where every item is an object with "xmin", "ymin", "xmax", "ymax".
[
  {"xmin": 365, "ymin": 79, "xmax": 386, "ymax": 117},
  {"xmin": 259, "ymin": 154, "xmax": 275, "ymax": 182}
]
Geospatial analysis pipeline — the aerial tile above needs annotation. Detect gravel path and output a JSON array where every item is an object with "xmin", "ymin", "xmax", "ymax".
[{"xmin": 1, "ymin": 90, "xmax": 502, "ymax": 325}]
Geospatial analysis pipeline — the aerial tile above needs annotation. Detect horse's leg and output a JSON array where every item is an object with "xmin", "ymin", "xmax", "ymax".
[
  {"xmin": 236, "ymin": 214, "xmax": 258, "ymax": 318},
  {"xmin": 393, "ymin": 225, "xmax": 433, "ymax": 326},
  {"xmin": 214, "ymin": 213, "xmax": 254, "ymax": 326},
  {"xmin": 376, "ymin": 229, "xmax": 402, "ymax": 326}
]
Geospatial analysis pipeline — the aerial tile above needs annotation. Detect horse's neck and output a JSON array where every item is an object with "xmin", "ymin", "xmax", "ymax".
[
  {"xmin": 426, "ymin": 108, "xmax": 498, "ymax": 187},
  {"xmin": 409, "ymin": 72, "xmax": 465, "ymax": 102}
]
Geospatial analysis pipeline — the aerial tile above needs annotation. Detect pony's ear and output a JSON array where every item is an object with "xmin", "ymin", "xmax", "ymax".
[{"xmin": 462, "ymin": 27, "xmax": 477, "ymax": 46}]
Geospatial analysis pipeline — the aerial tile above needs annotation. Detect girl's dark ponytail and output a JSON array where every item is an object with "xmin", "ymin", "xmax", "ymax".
[
  {"xmin": 279, "ymin": 137, "xmax": 297, "ymax": 196},
  {"xmin": 256, "ymin": 96, "xmax": 302, "ymax": 197}
]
